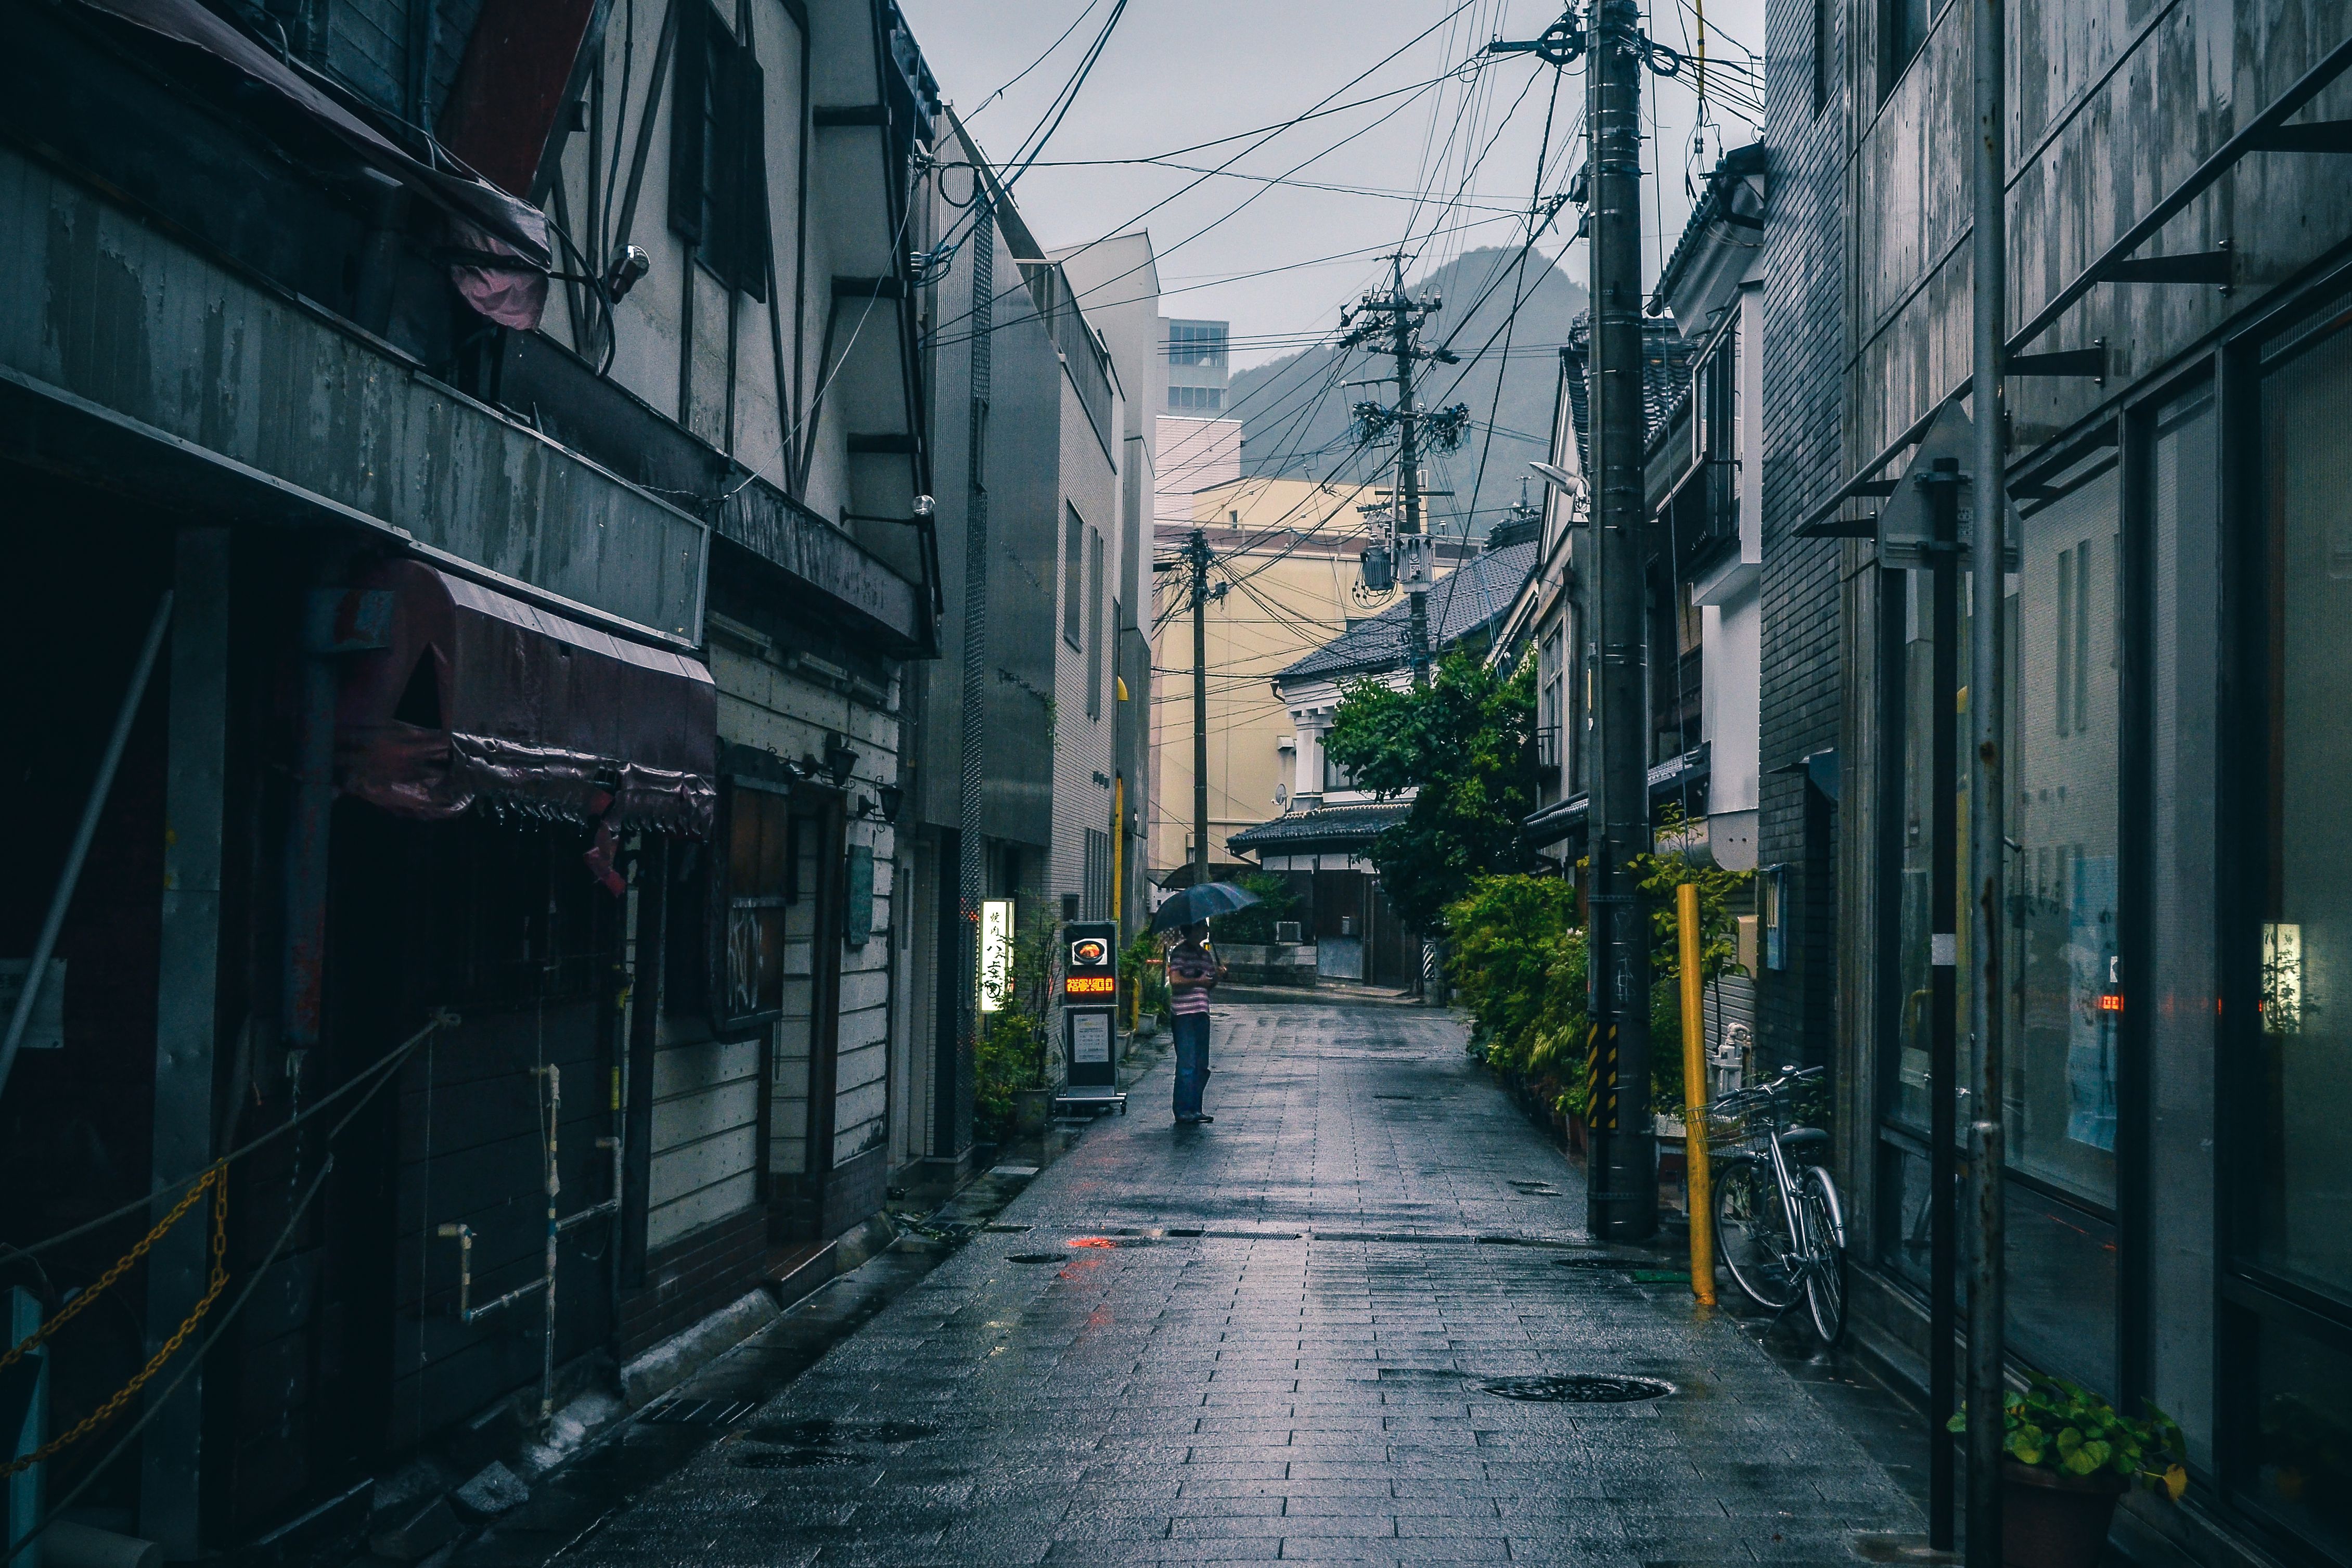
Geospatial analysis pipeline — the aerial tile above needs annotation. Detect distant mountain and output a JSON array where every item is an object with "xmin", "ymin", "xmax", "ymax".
[{"xmin": 1226, "ymin": 247, "xmax": 1586, "ymax": 544}]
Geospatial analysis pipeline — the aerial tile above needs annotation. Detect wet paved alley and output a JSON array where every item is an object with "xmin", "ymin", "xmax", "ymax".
[{"xmin": 532, "ymin": 997, "xmax": 1930, "ymax": 1564}]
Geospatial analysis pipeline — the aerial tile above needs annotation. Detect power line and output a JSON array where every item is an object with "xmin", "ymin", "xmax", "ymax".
[
  {"xmin": 927, "ymin": 0, "xmax": 1492, "ymax": 349},
  {"xmin": 963, "ymin": 0, "xmax": 1105, "ymax": 121}
]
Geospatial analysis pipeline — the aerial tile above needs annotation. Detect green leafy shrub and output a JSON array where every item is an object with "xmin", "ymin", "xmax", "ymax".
[
  {"xmin": 1445, "ymin": 832, "xmax": 1754, "ymax": 1130},
  {"xmin": 973, "ymin": 909, "xmax": 1061, "ymax": 1140},
  {"xmin": 1447, "ymin": 875, "xmax": 1589, "ymax": 1122},
  {"xmin": 1634, "ymin": 832, "xmax": 1755, "ymax": 1115},
  {"xmin": 1950, "ymin": 1375, "xmax": 2187, "ymax": 1499},
  {"xmin": 1120, "ymin": 926, "xmax": 1170, "ymax": 1025},
  {"xmin": 1206, "ymin": 873, "xmax": 1300, "ymax": 945}
]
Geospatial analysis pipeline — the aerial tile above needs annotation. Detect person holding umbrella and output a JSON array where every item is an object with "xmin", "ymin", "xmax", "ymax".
[{"xmin": 1152, "ymin": 881, "xmax": 1259, "ymax": 1126}]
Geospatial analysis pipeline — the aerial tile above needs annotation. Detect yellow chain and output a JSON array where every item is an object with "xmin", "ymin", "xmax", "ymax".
[{"xmin": 1, "ymin": 1165, "xmax": 229, "ymax": 1478}]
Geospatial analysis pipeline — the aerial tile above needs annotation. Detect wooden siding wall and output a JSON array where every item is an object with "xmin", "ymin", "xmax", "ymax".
[
  {"xmin": 772, "ymin": 821, "xmax": 823, "ymax": 1178},
  {"xmin": 831, "ymin": 842, "xmax": 891, "ymax": 1169},
  {"xmin": 322, "ymin": 0, "xmax": 480, "ymax": 122},
  {"xmin": 392, "ymin": 1000, "xmax": 614, "ymax": 1441},
  {"xmin": 646, "ymin": 1034, "xmax": 762, "ymax": 1250}
]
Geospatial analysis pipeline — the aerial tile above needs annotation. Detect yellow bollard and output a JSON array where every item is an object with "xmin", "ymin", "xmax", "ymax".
[{"xmin": 1678, "ymin": 881, "xmax": 1717, "ymax": 1305}]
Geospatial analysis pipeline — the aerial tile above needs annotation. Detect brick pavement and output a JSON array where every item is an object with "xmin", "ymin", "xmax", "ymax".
[{"xmin": 562, "ymin": 997, "xmax": 1924, "ymax": 1565}]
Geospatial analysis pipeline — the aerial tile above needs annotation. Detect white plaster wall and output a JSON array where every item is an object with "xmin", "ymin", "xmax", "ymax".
[{"xmin": 1049, "ymin": 369, "xmax": 1122, "ymax": 916}]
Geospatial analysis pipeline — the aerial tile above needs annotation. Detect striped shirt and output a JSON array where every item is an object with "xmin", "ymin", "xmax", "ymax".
[{"xmin": 1167, "ymin": 944, "xmax": 1217, "ymax": 1016}]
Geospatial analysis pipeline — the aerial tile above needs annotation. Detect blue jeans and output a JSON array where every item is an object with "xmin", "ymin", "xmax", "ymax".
[{"xmin": 1172, "ymin": 1011, "xmax": 1210, "ymax": 1120}]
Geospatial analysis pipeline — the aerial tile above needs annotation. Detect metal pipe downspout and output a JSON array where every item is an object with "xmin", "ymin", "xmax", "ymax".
[
  {"xmin": 1967, "ymin": 0, "xmax": 2011, "ymax": 1557},
  {"xmin": 539, "ymin": 1064, "xmax": 560, "ymax": 1426},
  {"xmin": 0, "ymin": 592, "xmax": 173, "ymax": 1104},
  {"xmin": 284, "ymin": 589, "xmax": 341, "ymax": 1058}
]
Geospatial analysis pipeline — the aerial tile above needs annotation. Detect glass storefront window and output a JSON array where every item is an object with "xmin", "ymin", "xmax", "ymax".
[
  {"xmin": 2248, "ymin": 1310, "xmax": 2352, "ymax": 1559},
  {"xmin": 1890, "ymin": 570, "xmax": 1968, "ymax": 1134},
  {"xmin": 2006, "ymin": 470, "xmax": 2122, "ymax": 1209},
  {"xmin": 2256, "ymin": 316, "xmax": 2352, "ymax": 1302}
]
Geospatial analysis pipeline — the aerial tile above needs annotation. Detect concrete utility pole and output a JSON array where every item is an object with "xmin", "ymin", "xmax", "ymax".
[
  {"xmin": 1188, "ymin": 526, "xmax": 1215, "ymax": 888},
  {"xmin": 1967, "ymin": 0, "xmax": 2010, "ymax": 1558},
  {"xmin": 1342, "ymin": 256, "xmax": 1462, "ymax": 689},
  {"xmin": 1582, "ymin": 0, "xmax": 1657, "ymax": 1241},
  {"xmin": 1389, "ymin": 256, "xmax": 1432, "ymax": 688}
]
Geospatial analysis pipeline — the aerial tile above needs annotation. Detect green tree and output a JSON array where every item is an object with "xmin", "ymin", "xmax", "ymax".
[
  {"xmin": 1204, "ymin": 872, "xmax": 1300, "ymax": 944},
  {"xmin": 1321, "ymin": 650, "xmax": 1538, "ymax": 934}
]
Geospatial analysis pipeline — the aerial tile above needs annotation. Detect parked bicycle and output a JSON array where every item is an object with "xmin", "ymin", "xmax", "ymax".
[{"xmin": 1706, "ymin": 1064, "xmax": 1847, "ymax": 1345}]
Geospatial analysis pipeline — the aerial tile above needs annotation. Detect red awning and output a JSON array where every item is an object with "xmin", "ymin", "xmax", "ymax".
[{"xmin": 336, "ymin": 562, "xmax": 715, "ymax": 836}]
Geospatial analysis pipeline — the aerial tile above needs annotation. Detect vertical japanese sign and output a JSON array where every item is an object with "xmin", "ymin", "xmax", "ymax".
[{"xmin": 979, "ymin": 899, "xmax": 1015, "ymax": 1014}]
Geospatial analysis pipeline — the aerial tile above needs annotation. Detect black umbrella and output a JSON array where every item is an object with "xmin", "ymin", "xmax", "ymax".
[{"xmin": 1149, "ymin": 880, "xmax": 1261, "ymax": 934}]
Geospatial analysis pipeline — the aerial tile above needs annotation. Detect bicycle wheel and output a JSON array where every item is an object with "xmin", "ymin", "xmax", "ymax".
[
  {"xmin": 1798, "ymin": 1165, "xmax": 1848, "ymax": 1346},
  {"xmin": 1714, "ymin": 1157, "xmax": 1798, "ymax": 1309}
]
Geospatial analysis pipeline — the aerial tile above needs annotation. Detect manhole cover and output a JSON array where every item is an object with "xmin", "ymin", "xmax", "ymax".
[
  {"xmin": 1006, "ymin": 1254, "xmax": 1059, "ymax": 1264},
  {"xmin": 1479, "ymin": 1374, "xmax": 1674, "ymax": 1403},
  {"xmin": 729, "ymin": 1446, "xmax": 864, "ymax": 1469}
]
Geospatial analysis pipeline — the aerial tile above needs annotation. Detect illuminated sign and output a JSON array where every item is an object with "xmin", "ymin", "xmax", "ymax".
[
  {"xmin": 1070, "ymin": 937, "xmax": 1110, "ymax": 967},
  {"xmin": 1064, "ymin": 975, "xmax": 1116, "ymax": 996},
  {"xmin": 979, "ymin": 900, "xmax": 1014, "ymax": 1014}
]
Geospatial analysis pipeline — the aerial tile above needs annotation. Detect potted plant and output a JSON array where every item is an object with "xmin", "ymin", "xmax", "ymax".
[{"xmin": 1949, "ymin": 1376, "xmax": 2186, "ymax": 1568}]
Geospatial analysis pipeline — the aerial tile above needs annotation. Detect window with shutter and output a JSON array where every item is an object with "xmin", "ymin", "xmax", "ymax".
[
  {"xmin": 669, "ymin": 2, "xmax": 770, "ymax": 299},
  {"xmin": 713, "ymin": 781, "xmax": 793, "ymax": 1031}
]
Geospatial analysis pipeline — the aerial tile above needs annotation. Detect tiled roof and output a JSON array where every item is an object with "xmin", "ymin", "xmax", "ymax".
[
  {"xmin": 1653, "ymin": 143, "xmax": 1767, "ymax": 307},
  {"xmin": 1558, "ymin": 313, "xmax": 1698, "ymax": 472},
  {"xmin": 1228, "ymin": 800, "xmax": 1412, "ymax": 851},
  {"xmin": 1274, "ymin": 538, "xmax": 1539, "ymax": 686}
]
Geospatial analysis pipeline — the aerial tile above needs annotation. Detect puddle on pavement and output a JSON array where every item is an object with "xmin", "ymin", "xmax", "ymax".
[
  {"xmin": 744, "ymin": 1418, "xmax": 939, "ymax": 1446},
  {"xmin": 728, "ymin": 1446, "xmax": 864, "ymax": 1469},
  {"xmin": 1006, "ymin": 1254, "xmax": 1059, "ymax": 1264}
]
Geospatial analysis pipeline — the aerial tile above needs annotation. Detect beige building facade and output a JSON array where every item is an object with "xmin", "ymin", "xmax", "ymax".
[{"xmin": 1149, "ymin": 476, "xmax": 1435, "ymax": 880}]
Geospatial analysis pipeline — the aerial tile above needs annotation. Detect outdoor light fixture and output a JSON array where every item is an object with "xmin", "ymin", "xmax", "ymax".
[
  {"xmin": 911, "ymin": 494, "xmax": 935, "ymax": 519},
  {"xmin": 823, "ymin": 735, "xmax": 858, "ymax": 787},
  {"xmin": 604, "ymin": 245, "xmax": 651, "ymax": 303},
  {"xmin": 1529, "ymin": 460, "xmax": 1585, "ymax": 500},
  {"xmin": 878, "ymin": 782, "xmax": 904, "ymax": 821}
]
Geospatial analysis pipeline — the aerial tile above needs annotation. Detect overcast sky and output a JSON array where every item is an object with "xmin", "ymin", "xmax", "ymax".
[{"xmin": 897, "ymin": 0, "xmax": 1768, "ymax": 368}]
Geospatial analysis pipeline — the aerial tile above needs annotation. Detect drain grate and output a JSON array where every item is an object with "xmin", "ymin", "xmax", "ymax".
[
  {"xmin": 637, "ymin": 1397, "xmax": 759, "ymax": 1426},
  {"xmin": 1480, "ymin": 1373, "xmax": 1674, "ymax": 1403}
]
